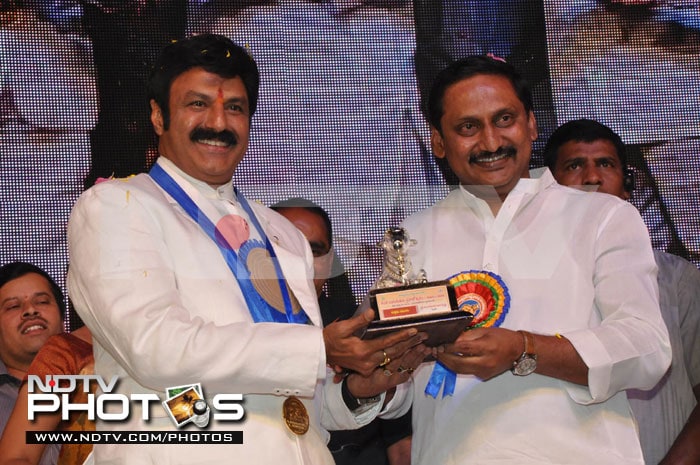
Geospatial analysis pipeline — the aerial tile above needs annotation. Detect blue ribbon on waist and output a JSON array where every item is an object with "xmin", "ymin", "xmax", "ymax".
[{"xmin": 425, "ymin": 362, "xmax": 457, "ymax": 398}]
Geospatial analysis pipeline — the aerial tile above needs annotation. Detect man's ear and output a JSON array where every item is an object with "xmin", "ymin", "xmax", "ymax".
[
  {"xmin": 150, "ymin": 99, "xmax": 165, "ymax": 136},
  {"xmin": 431, "ymin": 126, "xmax": 446, "ymax": 159},
  {"xmin": 622, "ymin": 168, "xmax": 635, "ymax": 200},
  {"xmin": 528, "ymin": 110, "xmax": 538, "ymax": 142}
]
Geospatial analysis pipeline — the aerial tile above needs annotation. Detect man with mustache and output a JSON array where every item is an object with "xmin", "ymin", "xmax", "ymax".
[
  {"xmin": 67, "ymin": 34, "xmax": 425, "ymax": 465},
  {"xmin": 376, "ymin": 56, "xmax": 671, "ymax": 464},
  {"xmin": 0, "ymin": 261, "xmax": 64, "ymax": 465}
]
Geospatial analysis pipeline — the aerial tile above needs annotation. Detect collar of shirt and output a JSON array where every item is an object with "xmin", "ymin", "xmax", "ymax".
[
  {"xmin": 0, "ymin": 358, "xmax": 20, "ymax": 387},
  {"xmin": 153, "ymin": 156, "xmax": 262, "ymax": 244},
  {"xmin": 156, "ymin": 156, "xmax": 237, "ymax": 204},
  {"xmin": 457, "ymin": 167, "xmax": 555, "ymax": 214}
]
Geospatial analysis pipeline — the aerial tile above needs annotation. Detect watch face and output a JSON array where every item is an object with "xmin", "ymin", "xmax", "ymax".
[{"xmin": 513, "ymin": 355, "xmax": 537, "ymax": 376}]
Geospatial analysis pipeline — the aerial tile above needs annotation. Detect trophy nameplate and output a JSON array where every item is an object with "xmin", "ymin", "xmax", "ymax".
[{"xmin": 359, "ymin": 228, "xmax": 472, "ymax": 347}]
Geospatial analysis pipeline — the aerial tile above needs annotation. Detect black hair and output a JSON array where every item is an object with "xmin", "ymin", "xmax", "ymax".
[
  {"xmin": 270, "ymin": 197, "xmax": 333, "ymax": 247},
  {"xmin": 271, "ymin": 198, "xmax": 356, "ymax": 306},
  {"xmin": 0, "ymin": 262, "xmax": 65, "ymax": 319},
  {"xmin": 543, "ymin": 119, "xmax": 627, "ymax": 171},
  {"xmin": 147, "ymin": 33, "xmax": 259, "ymax": 130},
  {"xmin": 427, "ymin": 55, "xmax": 534, "ymax": 132}
]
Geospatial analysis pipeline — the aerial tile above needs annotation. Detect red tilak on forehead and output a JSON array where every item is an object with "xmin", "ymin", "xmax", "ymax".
[{"xmin": 217, "ymin": 87, "xmax": 224, "ymax": 104}]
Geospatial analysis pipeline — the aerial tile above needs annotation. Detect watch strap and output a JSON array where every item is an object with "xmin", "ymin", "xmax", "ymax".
[
  {"xmin": 518, "ymin": 330, "xmax": 536, "ymax": 356},
  {"xmin": 341, "ymin": 377, "xmax": 381, "ymax": 411},
  {"xmin": 511, "ymin": 330, "xmax": 538, "ymax": 376}
]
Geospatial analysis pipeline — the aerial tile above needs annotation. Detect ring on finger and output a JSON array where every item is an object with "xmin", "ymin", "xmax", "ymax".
[
  {"xmin": 397, "ymin": 366, "xmax": 414, "ymax": 374},
  {"xmin": 378, "ymin": 350, "xmax": 391, "ymax": 367},
  {"xmin": 383, "ymin": 368, "xmax": 393, "ymax": 377}
]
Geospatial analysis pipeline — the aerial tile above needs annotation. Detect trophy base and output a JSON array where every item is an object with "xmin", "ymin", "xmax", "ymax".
[
  {"xmin": 361, "ymin": 281, "xmax": 472, "ymax": 348},
  {"xmin": 358, "ymin": 310, "xmax": 473, "ymax": 348}
]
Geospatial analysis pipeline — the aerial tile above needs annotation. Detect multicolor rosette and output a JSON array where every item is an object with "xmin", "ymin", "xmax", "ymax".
[
  {"xmin": 425, "ymin": 270, "xmax": 510, "ymax": 399},
  {"xmin": 448, "ymin": 270, "xmax": 510, "ymax": 328}
]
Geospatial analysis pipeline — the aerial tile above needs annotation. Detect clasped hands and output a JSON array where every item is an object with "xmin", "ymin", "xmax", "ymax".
[{"xmin": 323, "ymin": 309, "xmax": 430, "ymax": 398}]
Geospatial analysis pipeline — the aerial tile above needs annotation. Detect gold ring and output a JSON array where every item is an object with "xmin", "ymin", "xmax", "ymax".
[
  {"xmin": 378, "ymin": 350, "xmax": 391, "ymax": 367},
  {"xmin": 397, "ymin": 366, "xmax": 415, "ymax": 374}
]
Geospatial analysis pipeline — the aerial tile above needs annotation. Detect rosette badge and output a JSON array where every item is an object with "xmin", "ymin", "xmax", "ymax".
[
  {"xmin": 448, "ymin": 270, "xmax": 510, "ymax": 328},
  {"xmin": 424, "ymin": 270, "xmax": 510, "ymax": 398}
]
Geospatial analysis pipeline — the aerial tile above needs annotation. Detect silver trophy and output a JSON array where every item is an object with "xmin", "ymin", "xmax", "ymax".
[
  {"xmin": 363, "ymin": 227, "xmax": 471, "ymax": 347},
  {"xmin": 375, "ymin": 227, "xmax": 427, "ymax": 289}
]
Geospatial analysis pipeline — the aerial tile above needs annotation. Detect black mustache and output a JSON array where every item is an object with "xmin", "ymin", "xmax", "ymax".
[
  {"xmin": 469, "ymin": 146, "xmax": 517, "ymax": 163},
  {"xmin": 190, "ymin": 127, "xmax": 237, "ymax": 146}
]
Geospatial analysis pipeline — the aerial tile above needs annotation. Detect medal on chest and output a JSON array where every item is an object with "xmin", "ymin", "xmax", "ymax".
[{"xmin": 240, "ymin": 240, "xmax": 303, "ymax": 316}]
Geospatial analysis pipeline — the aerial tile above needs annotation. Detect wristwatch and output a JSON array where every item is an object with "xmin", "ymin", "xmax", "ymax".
[
  {"xmin": 511, "ymin": 330, "xmax": 537, "ymax": 376},
  {"xmin": 341, "ymin": 377, "xmax": 382, "ymax": 413}
]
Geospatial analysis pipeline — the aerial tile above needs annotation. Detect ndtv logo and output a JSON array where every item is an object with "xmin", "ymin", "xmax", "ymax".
[{"xmin": 27, "ymin": 376, "xmax": 245, "ymax": 427}]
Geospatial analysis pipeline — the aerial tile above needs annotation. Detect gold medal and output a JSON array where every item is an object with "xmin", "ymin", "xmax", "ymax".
[
  {"xmin": 246, "ymin": 247, "xmax": 302, "ymax": 314},
  {"xmin": 283, "ymin": 396, "xmax": 309, "ymax": 435}
]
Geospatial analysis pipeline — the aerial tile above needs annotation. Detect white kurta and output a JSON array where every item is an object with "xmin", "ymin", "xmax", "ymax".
[
  {"xmin": 384, "ymin": 168, "xmax": 671, "ymax": 465},
  {"xmin": 67, "ymin": 158, "xmax": 373, "ymax": 464}
]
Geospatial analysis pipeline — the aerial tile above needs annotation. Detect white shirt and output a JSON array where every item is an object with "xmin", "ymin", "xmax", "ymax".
[
  {"xmin": 627, "ymin": 250, "xmax": 700, "ymax": 465},
  {"xmin": 67, "ymin": 157, "xmax": 377, "ymax": 464},
  {"xmin": 385, "ymin": 168, "xmax": 671, "ymax": 465}
]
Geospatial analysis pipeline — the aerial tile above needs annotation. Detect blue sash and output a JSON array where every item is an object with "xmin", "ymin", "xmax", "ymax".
[{"xmin": 150, "ymin": 163, "xmax": 308, "ymax": 325}]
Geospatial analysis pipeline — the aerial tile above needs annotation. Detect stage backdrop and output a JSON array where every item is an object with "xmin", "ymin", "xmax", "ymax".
[{"xmin": 1, "ymin": 0, "xmax": 698, "ymax": 327}]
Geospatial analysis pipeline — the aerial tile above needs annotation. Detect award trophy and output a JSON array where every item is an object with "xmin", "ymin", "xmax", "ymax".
[{"xmin": 359, "ymin": 227, "xmax": 473, "ymax": 347}]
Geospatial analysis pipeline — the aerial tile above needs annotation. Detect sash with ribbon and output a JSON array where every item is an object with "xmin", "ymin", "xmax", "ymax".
[
  {"xmin": 425, "ymin": 270, "xmax": 510, "ymax": 398},
  {"xmin": 150, "ymin": 163, "xmax": 309, "ymax": 325}
]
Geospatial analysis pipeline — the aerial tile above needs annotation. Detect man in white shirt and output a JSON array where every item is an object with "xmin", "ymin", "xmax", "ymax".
[
  {"xmin": 544, "ymin": 118, "xmax": 700, "ymax": 465},
  {"xmin": 371, "ymin": 55, "xmax": 672, "ymax": 464},
  {"xmin": 67, "ymin": 34, "xmax": 426, "ymax": 465}
]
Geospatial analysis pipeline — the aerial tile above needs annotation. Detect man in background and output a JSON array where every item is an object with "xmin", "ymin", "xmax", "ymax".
[
  {"xmin": 0, "ymin": 261, "xmax": 64, "ymax": 464},
  {"xmin": 544, "ymin": 118, "xmax": 700, "ymax": 465},
  {"xmin": 273, "ymin": 197, "xmax": 412, "ymax": 465}
]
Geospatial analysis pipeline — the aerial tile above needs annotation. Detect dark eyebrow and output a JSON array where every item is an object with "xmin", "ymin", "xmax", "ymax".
[
  {"xmin": 562, "ymin": 157, "xmax": 586, "ymax": 166},
  {"xmin": 224, "ymin": 97, "xmax": 248, "ymax": 108},
  {"xmin": 0, "ymin": 297, "xmax": 19, "ymax": 307},
  {"xmin": 183, "ymin": 90, "xmax": 212, "ymax": 101},
  {"xmin": 1, "ymin": 291, "xmax": 52, "ymax": 307},
  {"xmin": 595, "ymin": 156, "xmax": 618, "ymax": 165},
  {"xmin": 493, "ymin": 108, "xmax": 517, "ymax": 118},
  {"xmin": 184, "ymin": 91, "xmax": 247, "ymax": 105}
]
